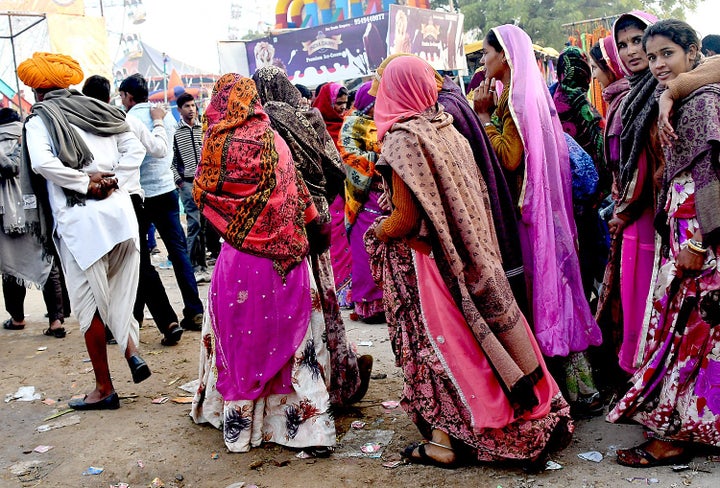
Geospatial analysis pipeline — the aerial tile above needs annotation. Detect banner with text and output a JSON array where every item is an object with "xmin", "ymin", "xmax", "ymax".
[
  {"xmin": 387, "ymin": 4, "xmax": 467, "ymax": 72},
  {"xmin": 246, "ymin": 11, "xmax": 388, "ymax": 85}
]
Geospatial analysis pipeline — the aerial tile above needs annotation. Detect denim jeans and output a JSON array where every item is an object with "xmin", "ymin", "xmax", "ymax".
[
  {"xmin": 143, "ymin": 190, "xmax": 203, "ymax": 320},
  {"xmin": 177, "ymin": 181, "xmax": 204, "ymax": 269},
  {"xmin": 147, "ymin": 223, "xmax": 157, "ymax": 250},
  {"xmin": 132, "ymin": 195, "xmax": 179, "ymax": 333}
]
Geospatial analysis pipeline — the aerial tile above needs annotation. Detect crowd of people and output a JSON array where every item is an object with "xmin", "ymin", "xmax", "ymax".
[{"xmin": 1, "ymin": 8, "xmax": 719, "ymax": 473}]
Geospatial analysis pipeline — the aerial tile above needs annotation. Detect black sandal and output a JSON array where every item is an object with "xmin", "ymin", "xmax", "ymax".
[
  {"xmin": 160, "ymin": 324, "xmax": 184, "ymax": 346},
  {"xmin": 43, "ymin": 326, "xmax": 66, "ymax": 338},
  {"xmin": 3, "ymin": 318, "xmax": 25, "ymax": 330},
  {"xmin": 401, "ymin": 441, "xmax": 460, "ymax": 469}
]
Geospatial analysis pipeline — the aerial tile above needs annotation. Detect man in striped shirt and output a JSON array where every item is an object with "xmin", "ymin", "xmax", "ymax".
[{"xmin": 171, "ymin": 92, "xmax": 209, "ymax": 282}]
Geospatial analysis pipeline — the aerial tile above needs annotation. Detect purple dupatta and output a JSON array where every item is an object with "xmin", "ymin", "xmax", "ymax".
[{"xmin": 493, "ymin": 24, "xmax": 602, "ymax": 356}]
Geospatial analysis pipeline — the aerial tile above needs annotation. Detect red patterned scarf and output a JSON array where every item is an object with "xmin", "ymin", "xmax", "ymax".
[{"xmin": 194, "ymin": 74, "xmax": 315, "ymax": 277}]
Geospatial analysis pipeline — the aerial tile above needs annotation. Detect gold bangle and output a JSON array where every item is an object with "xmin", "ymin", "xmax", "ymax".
[{"xmin": 686, "ymin": 240, "xmax": 707, "ymax": 254}]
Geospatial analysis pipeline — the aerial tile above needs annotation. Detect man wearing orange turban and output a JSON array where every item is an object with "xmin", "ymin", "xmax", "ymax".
[
  {"xmin": 17, "ymin": 52, "xmax": 84, "ymax": 94},
  {"xmin": 19, "ymin": 52, "xmax": 153, "ymax": 411}
]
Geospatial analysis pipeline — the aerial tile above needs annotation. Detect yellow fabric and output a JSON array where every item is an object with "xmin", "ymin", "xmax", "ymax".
[{"xmin": 17, "ymin": 52, "xmax": 83, "ymax": 90}]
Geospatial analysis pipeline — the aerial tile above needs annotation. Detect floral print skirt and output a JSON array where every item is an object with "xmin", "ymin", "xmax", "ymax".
[
  {"xmin": 365, "ymin": 229, "xmax": 573, "ymax": 462},
  {"xmin": 608, "ymin": 173, "xmax": 720, "ymax": 447},
  {"xmin": 191, "ymin": 256, "xmax": 336, "ymax": 453}
]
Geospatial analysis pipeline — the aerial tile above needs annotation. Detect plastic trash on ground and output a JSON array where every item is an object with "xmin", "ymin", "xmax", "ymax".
[
  {"xmin": 334, "ymin": 429, "xmax": 394, "ymax": 459},
  {"xmin": 578, "ymin": 450, "xmax": 604, "ymax": 462},
  {"xmin": 82, "ymin": 466, "xmax": 103, "ymax": 475}
]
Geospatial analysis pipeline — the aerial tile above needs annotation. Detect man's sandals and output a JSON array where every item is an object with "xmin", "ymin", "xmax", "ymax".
[
  {"xmin": 617, "ymin": 440, "xmax": 693, "ymax": 468},
  {"xmin": 401, "ymin": 440, "xmax": 460, "ymax": 469}
]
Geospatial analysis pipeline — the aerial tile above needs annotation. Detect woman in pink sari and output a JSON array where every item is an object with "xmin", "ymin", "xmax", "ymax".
[
  {"xmin": 190, "ymin": 74, "xmax": 335, "ymax": 455},
  {"xmin": 366, "ymin": 55, "xmax": 572, "ymax": 469},
  {"xmin": 473, "ymin": 24, "xmax": 603, "ymax": 414}
]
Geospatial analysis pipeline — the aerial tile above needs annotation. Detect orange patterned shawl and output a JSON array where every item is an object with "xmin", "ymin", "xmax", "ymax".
[{"xmin": 194, "ymin": 73, "xmax": 316, "ymax": 277}]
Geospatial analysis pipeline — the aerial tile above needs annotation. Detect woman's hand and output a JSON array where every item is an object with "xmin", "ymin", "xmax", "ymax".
[
  {"xmin": 607, "ymin": 214, "xmax": 629, "ymax": 238},
  {"xmin": 473, "ymin": 77, "xmax": 497, "ymax": 117},
  {"xmin": 657, "ymin": 91, "xmax": 678, "ymax": 148},
  {"xmin": 374, "ymin": 217, "xmax": 388, "ymax": 241},
  {"xmin": 676, "ymin": 247, "xmax": 705, "ymax": 275},
  {"xmin": 87, "ymin": 172, "xmax": 118, "ymax": 200},
  {"xmin": 377, "ymin": 191, "xmax": 392, "ymax": 212}
]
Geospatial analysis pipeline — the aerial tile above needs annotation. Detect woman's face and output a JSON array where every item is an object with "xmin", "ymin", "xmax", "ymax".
[
  {"xmin": 333, "ymin": 93, "xmax": 349, "ymax": 115},
  {"xmin": 616, "ymin": 26, "xmax": 649, "ymax": 73},
  {"xmin": 645, "ymin": 34, "xmax": 697, "ymax": 86},
  {"xmin": 481, "ymin": 39, "xmax": 507, "ymax": 81},
  {"xmin": 589, "ymin": 57, "xmax": 614, "ymax": 89}
]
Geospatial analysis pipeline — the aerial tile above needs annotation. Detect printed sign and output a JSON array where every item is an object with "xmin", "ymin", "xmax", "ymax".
[
  {"xmin": 387, "ymin": 4, "xmax": 467, "ymax": 71},
  {"xmin": 246, "ymin": 11, "xmax": 389, "ymax": 86}
]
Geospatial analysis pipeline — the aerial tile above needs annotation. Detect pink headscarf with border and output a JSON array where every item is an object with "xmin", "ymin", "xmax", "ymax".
[
  {"xmin": 493, "ymin": 24, "xmax": 602, "ymax": 356},
  {"xmin": 611, "ymin": 10, "xmax": 659, "ymax": 77},
  {"xmin": 374, "ymin": 56, "xmax": 438, "ymax": 140},
  {"xmin": 599, "ymin": 35, "xmax": 623, "ymax": 79}
]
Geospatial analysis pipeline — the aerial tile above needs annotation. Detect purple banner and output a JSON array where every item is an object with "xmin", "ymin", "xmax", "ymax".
[{"xmin": 247, "ymin": 12, "xmax": 389, "ymax": 86}]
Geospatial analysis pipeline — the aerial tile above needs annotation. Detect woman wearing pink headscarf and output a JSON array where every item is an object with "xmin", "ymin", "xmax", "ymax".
[
  {"xmin": 473, "ymin": 24, "xmax": 603, "ymax": 415},
  {"xmin": 365, "ymin": 55, "xmax": 572, "ymax": 468},
  {"xmin": 590, "ymin": 33, "xmax": 636, "ymax": 389}
]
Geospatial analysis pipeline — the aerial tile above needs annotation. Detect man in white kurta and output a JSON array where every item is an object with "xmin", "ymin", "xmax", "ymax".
[{"xmin": 19, "ymin": 52, "xmax": 151, "ymax": 410}]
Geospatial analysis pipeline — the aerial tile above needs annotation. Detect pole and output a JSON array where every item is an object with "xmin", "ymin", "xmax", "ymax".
[
  {"xmin": 99, "ymin": 0, "xmax": 104, "ymax": 17},
  {"xmin": 163, "ymin": 52, "xmax": 168, "ymax": 105},
  {"xmin": 8, "ymin": 15, "xmax": 23, "ymax": 117}
]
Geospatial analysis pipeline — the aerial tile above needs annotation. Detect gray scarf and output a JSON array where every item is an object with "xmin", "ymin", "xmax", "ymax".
[
  {"xmin": 0, "ymin": 121, "xmax": 51, "ymax": 286},
  {"xmin": 21, "ymin": 88, "xmax": 131, "ymax": 264},
  {"xmin": 24, "ymin": 88, "xmax": 129, "ymax": 206},
  {"xmin": 0, "ymin": 121, "xmax": 24, "ymax": 233}
]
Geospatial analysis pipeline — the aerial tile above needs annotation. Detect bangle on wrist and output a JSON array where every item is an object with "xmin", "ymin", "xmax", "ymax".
[
  {"xmin": 688, "ymin": 237, "xmax": 706, "ymax": 249},
  {"xmin": 483, "ymin": 122, "xmax": 494, "ymax": 128},
  {"xmin": 686, "ymin": 239, "xmax": 707, "ymax": 255}
]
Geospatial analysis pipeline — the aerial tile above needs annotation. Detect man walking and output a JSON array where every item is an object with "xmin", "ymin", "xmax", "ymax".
[
  {"xmin": 119, "ymin": 74, "xmax": 204, "ymax": 332},
  {"xmin": 20, "ymin": 52, "xmax": 150, "ymax": 410}
]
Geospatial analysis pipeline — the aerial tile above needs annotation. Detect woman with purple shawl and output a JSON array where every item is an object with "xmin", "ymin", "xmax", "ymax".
[
  {"xmin": 473, "ymin": 24, "xmax": 603, "ymax": 415},
  {"xmin": 609, "ymin": 19, "xmax": 720, "ymax": 467},
  {"xmin": 338, "ymin": 81, "xmax": 387, "ymax": 323}
]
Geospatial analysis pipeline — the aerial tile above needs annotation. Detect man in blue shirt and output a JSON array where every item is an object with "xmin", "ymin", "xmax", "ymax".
[{"xmin": 119, "ymin": 74, "xmax": 204, "ymax": 334}]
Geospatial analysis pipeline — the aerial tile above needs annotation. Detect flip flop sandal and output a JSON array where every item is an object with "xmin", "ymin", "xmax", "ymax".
[
  {"xmin": 3, "ymin": 318, "xmax": 25, "ymax": 330},
  {"xmin": 43, "ymin": 326, "xmax": 66, "ymax": 338},
  {"xmin": 617, "ymin": 444, "xmax": 693, "ymax": 468}
]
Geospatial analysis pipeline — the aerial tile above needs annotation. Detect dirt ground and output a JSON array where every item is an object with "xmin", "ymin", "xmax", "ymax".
[{"xmin": 1, "ymin": 256, "xmax": 719, "ymax": 488}]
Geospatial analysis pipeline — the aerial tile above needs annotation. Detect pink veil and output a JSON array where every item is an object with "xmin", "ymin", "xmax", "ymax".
[{"xmin": 493, "ymin": 24, "xmax": 602, "ymax": 356}]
